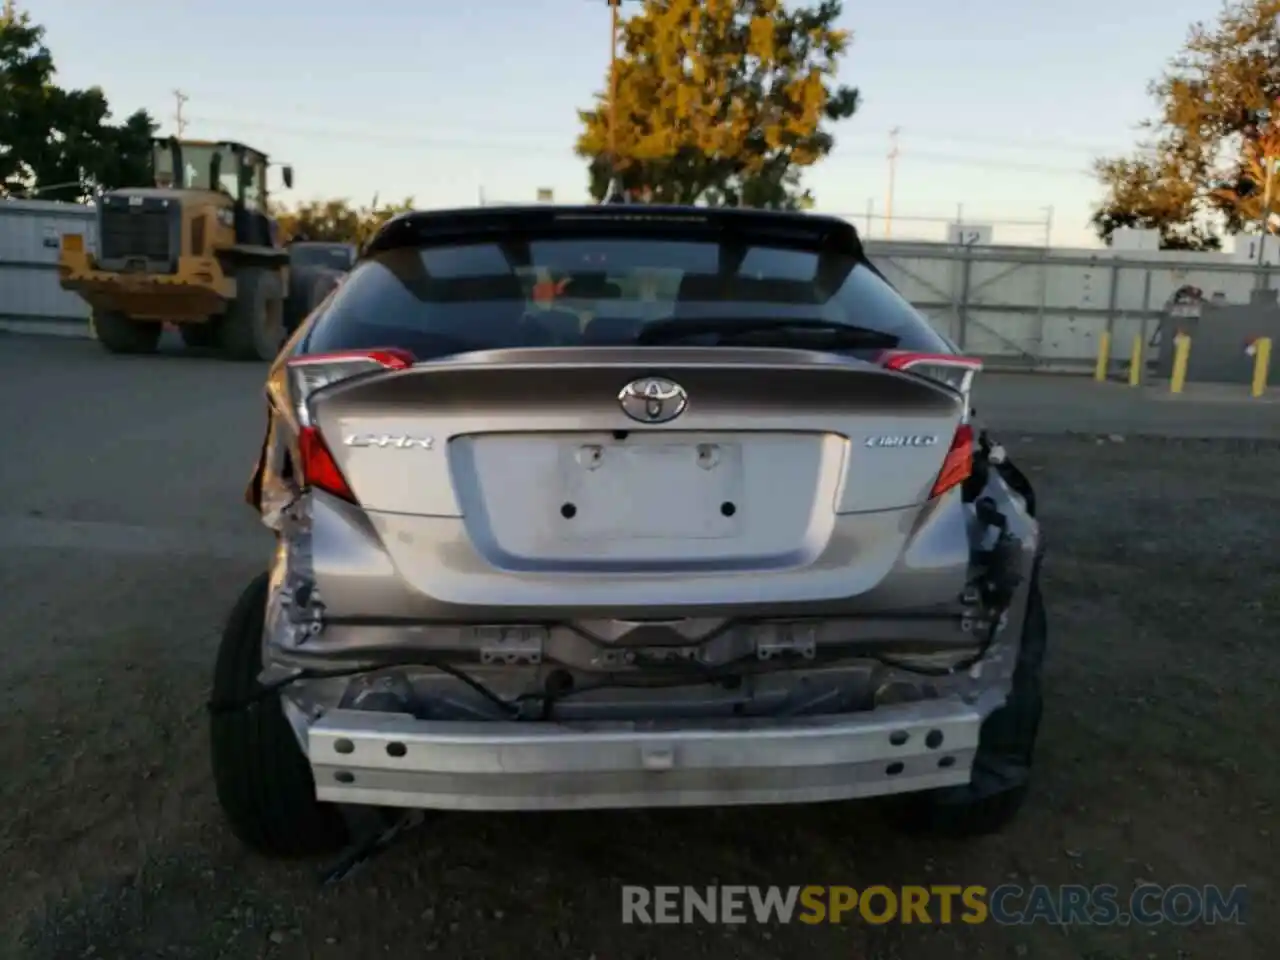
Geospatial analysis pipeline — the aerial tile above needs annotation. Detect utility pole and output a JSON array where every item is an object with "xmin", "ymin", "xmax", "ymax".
[
  {"xmin": 608, "ymin": 0, "xmax": 621, "ymax": 162},
  {"xmin": 1254, "ymin": 154, "xmax": 1275, "ymax": 289},
  {"xmin": 173, "ymin": 89, "xmax": 189, "ymax": 137},
  {"xmin": 2, "ymin": 0, "xmax": 16, "ymax": 24},
  {"xmin": 1251, "ymin": 102, "xmax": 1280, "ymax": 289},
  {"xmin": 885, "ymin": 127, "xmax": 901, "ymax": 240}
]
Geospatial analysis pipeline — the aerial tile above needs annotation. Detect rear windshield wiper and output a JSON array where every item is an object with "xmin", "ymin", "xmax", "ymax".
[{"xmin": 635, "ymin": 317, "xmax": 900, "ymax": 349}]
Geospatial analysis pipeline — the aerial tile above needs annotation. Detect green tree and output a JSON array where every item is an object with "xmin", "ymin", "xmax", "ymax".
[
  {"xmin": 0, "ymin": 10, "xmax": 155, "ymax": 200},
  {"xmin": 576, "ymin": 0, "xmax": 859, "ymax": 207},
  {"xmin": 274, "ymin": 195, "xmax": 415, "ymax": 246},
  {"xmin": 1092, "ymin": 0, "xmax": 1280, "ymax": 249}
]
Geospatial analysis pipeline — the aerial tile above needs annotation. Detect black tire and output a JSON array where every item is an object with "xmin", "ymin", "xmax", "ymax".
[
  {"xmin": 92, "ymin": 309, "xmax": 161, "ymax": 354},
  {"xmin": 885, "ymin": 577, "xmax": 1048, "ymax": 838},
  {"xmin": 218, "ymin": 266, "xmax": 286, "ymax": 361},
  {"xmin": 309, "ymin": 271, "xmax": 341, "ymax": 309},
  {"xmin": 179, "ymin": 322, "xmax": 221, "ymax": 349},
  {"xmin": 284, "ymin": 264, "xmax": 320, "ymax": 334},
  {"xmin": 210, "ymin": 572, "xmax": 349, "ymax": 857}
]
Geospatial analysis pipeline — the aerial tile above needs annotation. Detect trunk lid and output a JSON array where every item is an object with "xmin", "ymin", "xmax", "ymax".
[{"xmin": 308, "ymin": 347, "xmax": 964, "ymax": 576}]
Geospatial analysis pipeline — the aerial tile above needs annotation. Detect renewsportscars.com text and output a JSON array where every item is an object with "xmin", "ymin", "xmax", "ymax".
[{"xmin": 620, "ymin": 884, "xmax": 1248, "ymax": 926}]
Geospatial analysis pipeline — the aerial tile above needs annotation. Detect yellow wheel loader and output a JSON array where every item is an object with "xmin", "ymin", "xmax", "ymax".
[{"xmin": 58, "ymin": 138, "xmax": 296, "ymax": 361}]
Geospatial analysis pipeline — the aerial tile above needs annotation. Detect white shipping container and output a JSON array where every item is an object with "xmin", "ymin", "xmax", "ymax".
[{"xmin": 0, "ymin": 199, "xmax": 97, "ymax": 332}]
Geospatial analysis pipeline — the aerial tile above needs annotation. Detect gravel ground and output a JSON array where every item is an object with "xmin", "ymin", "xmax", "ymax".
[{"xmin": 0, "ymin": 337, "xmax": 1276, "ymax": 959}]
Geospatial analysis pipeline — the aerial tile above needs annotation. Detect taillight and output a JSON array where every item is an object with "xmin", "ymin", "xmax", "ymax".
[
  {"xmin": 878, "ymin": 351, "xmax": 983, "ymax": 420},
  {"xmin": 283, "ymin": 348, "xmax": 415, "ymax": 502},
  {"xmin": 930, "ymin": 423, "xmax": 975, "ymax": 497},
  {"xmin": 878, "ymin": 352, "xmax": 982, "ymax": 498},
  {"xmin": 285, "ymin": 348, "xmax": 415, "ymax": 426},
  {"xmin": 298, "ymin": 426, "xmax": 356, "ymax": 502}
]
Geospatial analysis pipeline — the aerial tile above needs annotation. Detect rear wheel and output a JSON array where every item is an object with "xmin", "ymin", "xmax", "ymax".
[
  {"xmin": 885, "ymin": 577, "xmax": 1048, "ymax": 837},
  {"xmin": 311, "ymin": 271, "xmax": 341, "ymax": 306},
  {"xmin": 218, "ymin": 266, "xmax": 286, "ymax": 361},
  {"xmin": 284, "ymin": 264, "xmax": 317, "ymax": 335},
  {"xmin": 92, "ymin": 309, "xmax": 161, "ymax": 354},
  {"xmin": 209, "ymin": 572, "xmax": 350, "ymax": 857},
  {"xmin": 179, "ymin": 322, "xmax": 221, "ymax": 349}
]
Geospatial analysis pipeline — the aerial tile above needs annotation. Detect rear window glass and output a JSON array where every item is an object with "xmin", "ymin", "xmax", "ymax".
[{"xmin": 303, "ymin": 237, "xmax": 953, "ymax": 359}]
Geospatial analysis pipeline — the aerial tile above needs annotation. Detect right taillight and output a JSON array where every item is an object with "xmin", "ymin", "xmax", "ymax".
[
  {"xmin": 878, "ymin": 351, "xmax": 983, "ymax": 498},
  {"xmin": 878, "ymin": 351, "xmax": 983, "ymax": 420},
  {"xmin": 282, "ymin": 348, "xmax": 415, "ymax": 502}
]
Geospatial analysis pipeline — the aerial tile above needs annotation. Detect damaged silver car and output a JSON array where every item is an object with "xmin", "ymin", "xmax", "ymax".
[{"xmin": 210, "ymin": 204, "xmax": 1046, "ymax": 859}]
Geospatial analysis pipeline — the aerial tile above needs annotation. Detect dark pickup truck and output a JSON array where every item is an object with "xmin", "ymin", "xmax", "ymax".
[{"xmin": 285, "ymin": 242, "xmax": 357, "ymax": 333}]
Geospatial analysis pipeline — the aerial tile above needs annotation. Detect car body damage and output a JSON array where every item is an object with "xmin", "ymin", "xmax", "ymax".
[{"xmin": 213, "ymin": 205, "xmax": 1045, "ymax": 851}]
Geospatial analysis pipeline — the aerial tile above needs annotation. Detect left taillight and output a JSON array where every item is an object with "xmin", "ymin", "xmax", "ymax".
[
  {"xmin": 283, "ymin": 348, "xmax": 415, "ymax": 503},
  {"xmin": 878, "ymin": 351, "xmax": 983, "ymax": 498}
]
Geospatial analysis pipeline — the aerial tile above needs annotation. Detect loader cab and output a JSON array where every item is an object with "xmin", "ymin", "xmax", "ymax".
[{"xmin": 151, "ymin": 137, "xmax": 292, "ymax": 249}]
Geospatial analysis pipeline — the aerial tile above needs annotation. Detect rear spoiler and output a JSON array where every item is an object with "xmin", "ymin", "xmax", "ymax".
[{"xmin": 361, "ymin": 205, "xmax": 865, "ymax": 261}]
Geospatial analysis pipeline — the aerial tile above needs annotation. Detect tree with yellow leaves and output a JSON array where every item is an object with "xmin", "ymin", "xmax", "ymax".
[
  {"xmin": 1092, "ymin": 0, "xmax": 1280, "ymax": 249},
  {"xmin": 576, "ymin": 0, "xmax": 859, "ymax": 207}
]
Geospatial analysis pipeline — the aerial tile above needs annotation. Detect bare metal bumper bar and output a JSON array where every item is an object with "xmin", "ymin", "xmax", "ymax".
[{"xmin": 308, "ymin": 699, "xmax": 981, "ymax": 811}]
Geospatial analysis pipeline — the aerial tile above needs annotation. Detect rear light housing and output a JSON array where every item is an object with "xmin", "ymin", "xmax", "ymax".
[
  {"xmin": 878, "ymin": 351, "xmax": 983, "ymax": 498},
  {"xmin": 285, "ymin": 348, "xmax": 415, "ymax": 426},
  {"xmin": 282, "ymin": 348, "xmax": 415, "ymax": 502},
  {"xmin": 878, "ymin": 351, "xmax": 982, "ymax": 422},
  {"xmin": 930, "ymin": 423, "xmax": 976, "ymax": 498}
]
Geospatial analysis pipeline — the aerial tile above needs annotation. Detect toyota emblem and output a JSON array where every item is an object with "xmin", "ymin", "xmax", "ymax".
[{"xmin": 618, "ymin": 377, "xmax": 688, "ymax": 424}]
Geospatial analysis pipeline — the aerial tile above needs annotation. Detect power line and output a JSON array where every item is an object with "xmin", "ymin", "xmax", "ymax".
[
  {"xmin": 182, "ymin": 114, "xmax": 1098, "ymax": 179},
  {"xmin": 919, "ymin": 130, "xmax": 1135, "ymax": 156},
  {"xmin": 186, "ymin": 101, "xmax": 1126, "ymax": 160},
  {"xmin": 175, "ymin": 76, "xmax": 1137, "ymax": 167},
  {"xmin": 891, "ymin": 150, "xmax": 1092, "ymax": 177},
  {"xmin": 178, "ymin": 85, "xmax": 1139, "ymax": 154}
]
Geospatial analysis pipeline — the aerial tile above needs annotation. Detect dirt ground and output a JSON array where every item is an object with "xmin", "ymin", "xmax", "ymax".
[
  {"xmin": 0, "ymin": 332, "xmax": 1274, "ymax": 960},
  {"xmin": 0, "ymin": 430, "xmax": 1273, "ymax": 960}
]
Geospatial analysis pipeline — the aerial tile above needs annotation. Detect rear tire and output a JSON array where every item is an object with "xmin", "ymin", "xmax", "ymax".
[
  {"xmin": 179, "ymin": 322, "xmax": 220, "ymax": 349},
  {"xmin": 218, "ymin": 266, "xmax": 286, "ymax": 361},
  {"xmin": 93, "ymin": 309, "xmax": 161, "ymax": 354},
  {"xmin": 885, "ymin": 577, "xmax": 1048, "ymax": 838},
  {"xmin": 210, "ymin": 571, "xmax": 349, "ymax": 858},
  {"xmin": 284, "ymin": 263, "xmax": 318, "ymax": 335}
]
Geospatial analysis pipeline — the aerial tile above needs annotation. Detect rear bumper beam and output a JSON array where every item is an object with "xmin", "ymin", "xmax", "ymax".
[{"xmin": 306, "ymin": 698, "xmax": 981, "ymax": 811}]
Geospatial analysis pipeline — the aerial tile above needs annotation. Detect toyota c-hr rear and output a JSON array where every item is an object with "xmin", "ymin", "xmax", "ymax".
[{"xmin": 209, "ymin": 205, "xmax": 1046, "ymax": 858}]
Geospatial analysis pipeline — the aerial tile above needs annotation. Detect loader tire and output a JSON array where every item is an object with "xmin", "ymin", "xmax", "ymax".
[
  {"xmin": 210, "ymin": 572, "xmax": 349, "ymax": 858},
  {"xmin": 884, "ymin": 576, "xmax": 1047, "ymax": 838},
  {"xmin": 179, "ymin": 322, "xmax": 220, "ymax": 349},
  {"xmin": 219, "ymin": 266, "xmax": 286, "ymax": 361},
  {"xmin": 93, "ymin": 309, "xmax": 161, "ymax": 355}
]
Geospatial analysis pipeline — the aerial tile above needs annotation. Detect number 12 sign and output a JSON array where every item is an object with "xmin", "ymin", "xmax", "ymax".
[{"xmin": 947, "ymin": 223, "xmax": 993, "ymax": 247}]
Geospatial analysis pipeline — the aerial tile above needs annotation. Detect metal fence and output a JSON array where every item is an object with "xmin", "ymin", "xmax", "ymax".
[
  {"xmin": 4, "ymin": 199, "xmax": 1279, "ymax": 370},
  {"xmin": 828, "ymin": 206, "xmax": 1056, "ymax": 248},
  {"xmin": 862, "ymin": 240, "xmax": 1280, "ymax": 371}
]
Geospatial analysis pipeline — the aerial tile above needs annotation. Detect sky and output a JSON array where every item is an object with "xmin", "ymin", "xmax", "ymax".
[{"xmin": 28, "ymin": 0, "xmax": 1225, "ymax": 248}]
